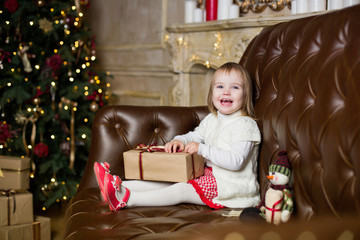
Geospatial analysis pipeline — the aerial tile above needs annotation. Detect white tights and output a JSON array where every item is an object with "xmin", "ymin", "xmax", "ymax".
[{"xmin": 117, "ymin": 180, "xmax": 205, "ymax": 207}]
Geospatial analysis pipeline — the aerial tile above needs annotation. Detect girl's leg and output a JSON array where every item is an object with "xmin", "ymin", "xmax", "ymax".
[
  {"xmin": 124, "ymin": 182, "xmax": 205, "ymax": 207},
  {"xmin": 122, "ymin": 180, "xmax": 172, "ymax": 192}
]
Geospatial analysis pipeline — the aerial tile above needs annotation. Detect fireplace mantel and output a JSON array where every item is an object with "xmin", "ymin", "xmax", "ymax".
[{"xmin": 165, "ymin": 12, "xmax": 325, "ymax": 106}]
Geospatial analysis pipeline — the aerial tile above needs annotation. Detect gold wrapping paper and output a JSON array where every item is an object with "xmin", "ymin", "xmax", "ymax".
[
  {"xmin": 0, "ymin": 156, "xmax": 30, "ymax": 190},
  {"xmin": 0, "ymin": 190, "xmax": 33, "ymax": 226},
  {"xmin": 0, "ymin": 216, "xmax": 51, "ymax": 240},
  {"xmin": 123, "ymin": 150, "xmax": 205, "ymax": 183}
]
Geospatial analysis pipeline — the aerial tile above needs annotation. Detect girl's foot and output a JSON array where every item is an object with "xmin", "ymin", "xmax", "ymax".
[
  {"xmin": 104, "ymin": 173, "xmax": 130, "ymax": 211},
  {"xmin": 94, "ymin": 162, "xmax": 110, "ymax": 201}
]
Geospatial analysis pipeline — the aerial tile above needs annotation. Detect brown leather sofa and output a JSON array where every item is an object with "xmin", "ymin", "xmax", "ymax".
[{"xmin": 64, "ymin": 5, "xmax": 360, "ymax": 239}]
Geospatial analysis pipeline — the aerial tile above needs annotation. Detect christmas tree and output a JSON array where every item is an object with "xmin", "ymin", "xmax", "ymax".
[{"xmin": 0, "ymin": 0, "xmax": 110, "ymax": 210}]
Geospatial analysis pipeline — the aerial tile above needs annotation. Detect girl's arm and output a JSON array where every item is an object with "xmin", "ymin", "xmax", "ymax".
[{"xmin": 198, "ymin": 141, "xmax": 254, "ymax": 171}]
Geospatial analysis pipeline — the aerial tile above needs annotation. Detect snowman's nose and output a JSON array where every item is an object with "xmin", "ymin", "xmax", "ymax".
[{"xmin": 267, "ymin": 175, "xmax": 274, "ymax": 180}]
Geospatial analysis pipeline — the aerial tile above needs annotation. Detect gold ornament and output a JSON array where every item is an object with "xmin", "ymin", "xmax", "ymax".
[
  {"xmin": 38, "ymin": 18, "xmax": 53, "ymax": 33},
  {"xmin": 37, "ymin": 0, "xmax": 44, "ymax": 7},
  {"xmin": 33, "ymin": 97, "xmax": 41, "ymax": 105},
  {"xmin": 89, "ymin": 101, "xmax": 99, "ymax": 112}
]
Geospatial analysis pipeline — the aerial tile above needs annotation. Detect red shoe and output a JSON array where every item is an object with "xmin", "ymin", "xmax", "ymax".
[
  {"xmin": 94, "ymin": 162, "xmax": 110, "ymax": 201},
  {"xmin": 104, "ymin": 173, "xmax": 130, "ymax": 211}
]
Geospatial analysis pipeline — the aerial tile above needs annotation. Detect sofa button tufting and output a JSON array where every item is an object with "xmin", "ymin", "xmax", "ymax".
[
  {"xmin": 154, "ymin": 128, "xmax": 160, "ymax": 133},
  {"xmin": 115, "ymin": 123, "xmax": 121, "ymax": 129}
]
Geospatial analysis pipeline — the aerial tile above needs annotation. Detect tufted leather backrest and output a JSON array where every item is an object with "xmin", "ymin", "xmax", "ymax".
[
  {"xmin": 240, "ymin": 5, "xmax": 360, "ymax": 220},
  {"xmin": 78, "ymin": 105, "xmax": 209, "ymax": 192}
]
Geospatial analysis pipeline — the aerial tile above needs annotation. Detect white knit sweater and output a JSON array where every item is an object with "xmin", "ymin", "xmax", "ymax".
[{"xmin": 174, "ymin": 111, "xmax": 261, "ymax": 208}]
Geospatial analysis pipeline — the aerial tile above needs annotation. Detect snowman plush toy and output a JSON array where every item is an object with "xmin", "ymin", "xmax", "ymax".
[{"xmin": 260, "ymin": 151, "xmax": 294, "ymax": 225}]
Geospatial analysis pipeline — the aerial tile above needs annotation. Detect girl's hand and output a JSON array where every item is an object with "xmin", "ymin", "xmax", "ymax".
[
  {"xmin": 184, "ymin": 142, "xmax": 199, "ymax": 155},
  {"xmin": 165, "ymin": 140, "xmax": 185, "ymax": 153}
]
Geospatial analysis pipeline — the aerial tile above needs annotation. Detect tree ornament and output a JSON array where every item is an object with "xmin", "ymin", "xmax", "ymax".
[
  {"xmin": 0, "ymin": 122, "xmax": 17, "ymax": 146},
  {"xmin": 34, "ymin": 142, "xmax": 49, "ymax": 158},
  {"xmin": 59, "ymin": 97, "xmax": 78, "ymax": 170},
  {"xmin": 46, "ymin": 54, "xmax": 62, "ymax": 77},
  {"xmin": 60, "ymin": 141, "xmax": 70, "ymax": 156},
  {"xmin": 0, "ymin": 50, "xmax": 12, "ymax": 70},
  {"xmin": 18, "ymin": 45, "xmax": 33, "ymax": 73},
  {"xmin": 38, "ymin": 18, "xmax": 53, "ymax": 34},
  {"xmin": 4, "ymin": 0, "xmax": 19, "ymax": 13},
  {"xmin": 36, "ymin": 0, "xmax": 44, "ymax": 7},
  {"xmin": 89, "ymin": 101, "xmax": 99, "ymax": 112},
  {"xmin": 33, "ymin": 97, "xmax": 41, "ymax": 105}
]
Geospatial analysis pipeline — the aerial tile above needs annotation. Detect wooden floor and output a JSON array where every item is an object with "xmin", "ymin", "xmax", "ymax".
[{"xmin": 35, "ymin": 203, "xmax": 66, "ymax": 240}]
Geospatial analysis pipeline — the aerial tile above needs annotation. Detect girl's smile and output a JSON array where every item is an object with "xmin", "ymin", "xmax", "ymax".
[{"xmin": 212, "ymin": 70, "xmax": 245, "ymax": 115}]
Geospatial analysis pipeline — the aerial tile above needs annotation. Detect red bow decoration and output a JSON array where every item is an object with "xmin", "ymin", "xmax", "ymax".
[{"xmin": 86, "ymin": 91, "xmax": 103, "ymax": 106}]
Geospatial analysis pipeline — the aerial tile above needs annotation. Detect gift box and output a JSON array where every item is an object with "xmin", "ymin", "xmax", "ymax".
[
  {"xmin": 0, "ymin": 156, "xmax": 31, "ymax": 190},
  {"xmin": 123, "ymin": 147, "xmax": 205, "ymax": 183},
  {"xmin": 0, "ymin": 216, "xmax": 51, "ymax": 240},
  {"xmin": 0, "ymin": 190, "xmax": 33, "ymax": 226}
]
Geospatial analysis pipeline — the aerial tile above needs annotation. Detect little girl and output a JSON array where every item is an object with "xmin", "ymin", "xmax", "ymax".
[{"xmin": 94, "ymin": 62, "xmax": 261, "ymax": 211}]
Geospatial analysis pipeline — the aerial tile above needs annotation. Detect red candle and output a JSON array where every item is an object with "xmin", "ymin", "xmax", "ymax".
[{"xmin": 206, "ymin": 0, "xmax": 218, "ymax": 21}]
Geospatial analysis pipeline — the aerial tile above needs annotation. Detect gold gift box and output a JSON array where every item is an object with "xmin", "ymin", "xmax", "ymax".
[
  {"xmin": 124, "ymin": 149, "xmax": 205, "ymax": 183},
  {"xmin": 0, "ymin": 156, "xmax": 31, "ymax": 190},
  {"xmin": 0, "ymin": 190, "xmax": 33, "ymax": 227},
  {"xmin": 0, "ymin": 216, "xmax": 51, "ymax": 240}
]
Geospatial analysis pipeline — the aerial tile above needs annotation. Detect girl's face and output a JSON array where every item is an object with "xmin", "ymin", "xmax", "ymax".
[{"xmin": 212, "ymin": 70, "xmax": 245, "ymax": 115}]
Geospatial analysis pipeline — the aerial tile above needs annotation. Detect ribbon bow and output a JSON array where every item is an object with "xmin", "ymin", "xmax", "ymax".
[
  {"xmin": 0, "ymin": 49, "xmax": 11, "ymax": 69},
  {"xmin": 135, "ymin": 143, "xmax": 165, "ymax": 152},
  {"xmin": 15, "ymin": 113, "xmax": 38, "ymax": 173}
]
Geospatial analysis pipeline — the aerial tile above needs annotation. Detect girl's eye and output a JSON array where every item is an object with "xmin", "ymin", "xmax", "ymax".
[
  {"xmin": 216, "ymin": 85, "xmax": 223, "ymax": 89},
  {"xmin": 232, "ymin": 86, "xmax": 240, "ymax": 90}
]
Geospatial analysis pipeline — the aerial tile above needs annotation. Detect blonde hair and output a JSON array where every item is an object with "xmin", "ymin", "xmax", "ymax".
[{"xmin": 207, "ymin": 62, "xmax": 255, "ymax": 118}]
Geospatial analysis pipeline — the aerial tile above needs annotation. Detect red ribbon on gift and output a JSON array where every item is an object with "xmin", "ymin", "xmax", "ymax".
[
  {"xmin": 134, "ymin": 144, "xmax": 196, "ymax": 181},
  {"xmin": 135, "ymin": 144, "xmax": 165, "ymax": 180}
]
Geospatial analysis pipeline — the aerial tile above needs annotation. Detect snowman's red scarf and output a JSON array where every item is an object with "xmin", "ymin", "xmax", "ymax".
[{"xmin": 269, "ymin": 183, "xmax": 290, "ymax": 190}]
